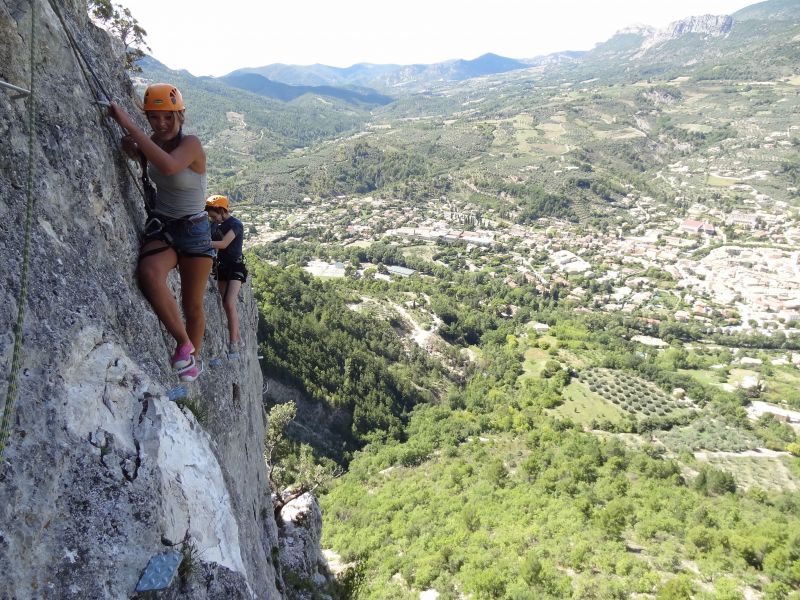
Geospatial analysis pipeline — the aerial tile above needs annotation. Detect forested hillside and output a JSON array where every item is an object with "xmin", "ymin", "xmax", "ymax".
[
  {"xmin": 324, "ymin": 369, "xmax": 800, "ymax": 599},
  {"xmin": 250, "ymin": 239, "xmax": 800, "ymax": 597}
]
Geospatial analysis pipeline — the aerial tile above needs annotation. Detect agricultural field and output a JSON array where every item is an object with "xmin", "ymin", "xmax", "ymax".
[
  {"xmin": 680, "ymin": 362, "xmax": 800, "ymax": 408},
  {"xmin": 657, "ymin": 417, "xmax": 761, "ymax": 453},
  {"xmin": 678, "ymin": 368, "xmax": 726, "ymax": 388},
  {"xmin": 706, "ymin": 174, "xmax": 739, "ymax": 187},
  {"xmin": 760, "ymin": 365, "xmax": 800, "ymax": 408},
  {"xmin": 695, "ymin": 453, "xmax": 800, "ymax": 492},
  {"xmin": 550, "ymin": 381, "xmax": 627, "ymax": 427},
  {"xmin": 581, "ymin": 368, "xmax": 695, "ymax": 423},
  {"xmin": 520, "ymin": 347, "xmax": 552, "ymax": 379},
  {"xmin": 401, "ymin": 244, "xmax": 437, "ymax": 262},
  {"xmin": 729, "ymin": 368, "xmax": 761, "ymax": 390}
]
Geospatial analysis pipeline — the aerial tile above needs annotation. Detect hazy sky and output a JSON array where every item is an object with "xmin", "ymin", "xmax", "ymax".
[{"xmin": 118, "ymin": 0, "xmax": 756, "ymax": 76}]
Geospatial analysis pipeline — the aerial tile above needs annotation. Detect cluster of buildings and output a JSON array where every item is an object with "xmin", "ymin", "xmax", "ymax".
[
  {"xmin": 384, "ymin": 226, "xmax": 494, "ymax": 247},
  {"xmin": 242, "ymin": 145, "xmax": 798, "ymax": 336}
]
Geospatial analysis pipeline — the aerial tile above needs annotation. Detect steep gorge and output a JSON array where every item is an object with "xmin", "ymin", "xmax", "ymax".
[{"xmin": 0, "ymin": 1, "xmax": 307, "ymax": 597}]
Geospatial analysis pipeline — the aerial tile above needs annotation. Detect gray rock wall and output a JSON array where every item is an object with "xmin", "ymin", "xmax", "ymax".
[
  {"xmin": 278, "ymin": 494, "xmax": 333, "ymax": 600},
  {"xmin": 0, "ymin": 1, "xmax": 284, "ymax": 597}
]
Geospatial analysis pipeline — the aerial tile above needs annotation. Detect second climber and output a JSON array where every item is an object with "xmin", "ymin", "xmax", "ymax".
[{"xmin": 206, "ymin": 195, "xmax": 247, "ymax": 360}]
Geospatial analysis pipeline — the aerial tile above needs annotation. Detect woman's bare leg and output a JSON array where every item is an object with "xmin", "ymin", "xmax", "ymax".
[
  {"xmin": 221, "ymin": 279, "xmax": 242, "ymax": 345},
  {"xmin": 178, "ymin": 256, "xmax": 213, "ymax": 353},
  {"xmin": 217, "ymin": 280, "xmax": 228, "ymax": 304},
  {"xmin": 137, "ymin": 243, "xmax": 191, "ymax": 346}
]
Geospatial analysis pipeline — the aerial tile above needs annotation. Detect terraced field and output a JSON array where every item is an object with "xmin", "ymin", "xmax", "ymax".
[{"xmin": 582, "ymin": 368, "xmax": 694, "ymax": 422}]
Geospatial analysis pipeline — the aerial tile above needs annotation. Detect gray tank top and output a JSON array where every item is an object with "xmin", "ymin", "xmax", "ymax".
[{"xmin": 148, "ymin": 162, "xmax": 207, "ymax": 219}]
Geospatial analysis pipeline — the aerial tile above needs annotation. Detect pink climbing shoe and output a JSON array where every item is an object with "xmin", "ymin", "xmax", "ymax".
[
  {"xmin": 177, "ymin": 357, "xmax": 203, "ymax": 383},
  {"xmin": 171, "ymin": 342, "xmax": 195, "ymax": 370}
]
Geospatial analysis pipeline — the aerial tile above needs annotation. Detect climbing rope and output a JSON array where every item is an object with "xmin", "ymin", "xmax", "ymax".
[
  {"xmin": 0, "ymin": 0, "xmax": 36, "ymax": 461},
  {"xmin": 48, "ymin": 0, "xmax": 111, "ymax": 95},
  {"xmin": 46, "ymin": 0, "xmax": 147, "ymax": 201}
]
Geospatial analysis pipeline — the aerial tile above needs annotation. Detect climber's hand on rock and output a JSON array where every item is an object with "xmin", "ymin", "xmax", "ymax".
[
  {"xmin": 106, "ymin": 102, "xmax": 133, "ymax": 131},
  {"xmin": 121, "ymin": 134, "xmax": 139, "ymax": 159}
]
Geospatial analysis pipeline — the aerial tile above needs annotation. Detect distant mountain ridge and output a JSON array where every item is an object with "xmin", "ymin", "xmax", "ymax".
[
  {"xmin": 640, "ymin": 14, "xmax": 734, "ymax": 52},
  {"xmin": 224, "ymin": 0, "xmax": 799, "ymax": 90},
  {"xmin": 230, "ymin": 53, "xmax": 534, "ymax": 89},
  {"xmin": 570, "ymin": 0, "xmax": 799, "ymax": 81},
  {"xmin": 138, "ymin": 0, "xmax": 800, "ymax": 108},
  {"xmin": 597, "ymin": 13, "xmax": 736, "ymax": 60},
  {"xmin": 733, "ymin": 0, "xmax": 800, "ymax": 20},
  {"xmin": 218, "ymin": 72, "xmax": 393, "ymax": 106}
]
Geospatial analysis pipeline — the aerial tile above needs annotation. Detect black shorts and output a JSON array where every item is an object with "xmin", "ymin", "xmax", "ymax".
[{"xmin": 215, "ymin": 260, "xmax": 248, "ymax": 282}]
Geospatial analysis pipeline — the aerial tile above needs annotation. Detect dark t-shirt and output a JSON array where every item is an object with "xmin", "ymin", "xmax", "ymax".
[{"xmin": 212, "ymin": 216, "xmax": 244, "ymax": 265}]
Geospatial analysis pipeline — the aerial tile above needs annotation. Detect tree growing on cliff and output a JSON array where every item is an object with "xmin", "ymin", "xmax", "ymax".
[
  {"xmin": 87, "ymin": 0, "xmax": 150, "ymax": 72},
  {"xmin": 264, "ymin": 401, "xmax": 341, "ymax": 519}
]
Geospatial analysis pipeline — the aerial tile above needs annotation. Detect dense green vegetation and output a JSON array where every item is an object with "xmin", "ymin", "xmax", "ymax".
[
  {"xmin": 265, "ymin": 283, "xmax": 798, "ymax": 599},
  {"xmin": 305, "ymin": 141, "xmax": 432, "ymax": 197},
  {"xmin": 250, "ymin": 244, "xmax": 800, "ymax": 597},
  {"xmin": 323, "ymin": 402, "xmax": 800, "ymax": 599},
  {"xmin": 251, "ymin": 260, "xmax": 445, "ymax": 458}
]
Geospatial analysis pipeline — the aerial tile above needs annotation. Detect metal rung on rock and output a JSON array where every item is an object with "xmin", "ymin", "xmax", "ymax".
[
  {"xmin": 135, "ymin": 551, "xmax": 182, "ymax": 592},
  {"xmin": 166, "ymin": 385, "xmax": 188, "ymax": 402},
  {"xmin": 0, "ymin": 79, "xmax": 30, "ymax": 99}
]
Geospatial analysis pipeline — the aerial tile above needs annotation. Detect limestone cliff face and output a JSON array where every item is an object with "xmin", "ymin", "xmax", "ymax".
[
  {"xmin": 277, "ymin": 494, "xmax": 332, "ymax": 599},
  {"xmin": 640, "ymin": 15, "xmax": 734, "ymax": 53},
  {"xmin": 0, "ymin": 1, "xmax": 285, "ymax": 597}
]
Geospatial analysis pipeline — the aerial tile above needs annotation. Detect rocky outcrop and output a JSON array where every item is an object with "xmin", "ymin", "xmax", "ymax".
[
  {"xmin": 639, "ymin": 15, "xmax": 734, "ymax": 53},
  {"xmin": 0, "ymin": 1, "xmax": 285, "ymax": 597},
  {"xmin": 277, "ymin": 493, "xmax": 334, "ymax": 600},
  {"xmin": 615, "ymin": 24, "xmax": 656, "ymax": 38}
]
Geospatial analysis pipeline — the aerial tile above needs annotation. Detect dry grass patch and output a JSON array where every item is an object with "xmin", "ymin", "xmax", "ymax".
[
  {"xmin": 706, "ymin": 174, "xmax": 738, "ymax": 187},
  {"xmin": 551, "ymin": 381, "xmax": 627, "ymax": 427},
  {"xmin": 532, "ymin": 142, "xmax": 569, "ymax": 155},
  {"xmin": 697, "ymin": 454, "xmax": 800, "ymax": 492}
]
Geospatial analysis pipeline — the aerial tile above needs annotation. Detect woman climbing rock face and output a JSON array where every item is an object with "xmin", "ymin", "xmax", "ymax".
[
  {"xmin": 107, "ymin": 83, "xmax": 212, "ymax": 382},
  {"xmin": 206, "ymin": 195, "xmax": 247, "ymax": 360}
]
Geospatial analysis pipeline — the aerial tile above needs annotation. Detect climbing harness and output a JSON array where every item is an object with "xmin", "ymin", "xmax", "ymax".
[
  {"xmin": 139, "ymin": 210, "xmax": 211, "ymax": 261},
  {"xmin": 139, "ymin": 154, "xmax": 157, "ymax": 215},
  {"xmin": 0, "ymin": 1, "xmax": 36, "ymax": 461}
]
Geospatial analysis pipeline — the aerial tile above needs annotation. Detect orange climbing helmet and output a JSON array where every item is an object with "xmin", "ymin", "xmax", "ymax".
[
  {"xmin": 142, "ymin": 83, "xmax": 185, "ymax": 111},
  {"xmin": 205, "ymin": 195, "xmax": 229, "ymax": 211}
]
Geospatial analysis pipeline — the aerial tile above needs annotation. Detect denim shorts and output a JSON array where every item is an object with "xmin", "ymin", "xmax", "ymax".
[{"xmin": 142, "ymin": 212, "xmax": 215, "ymax": 259}]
